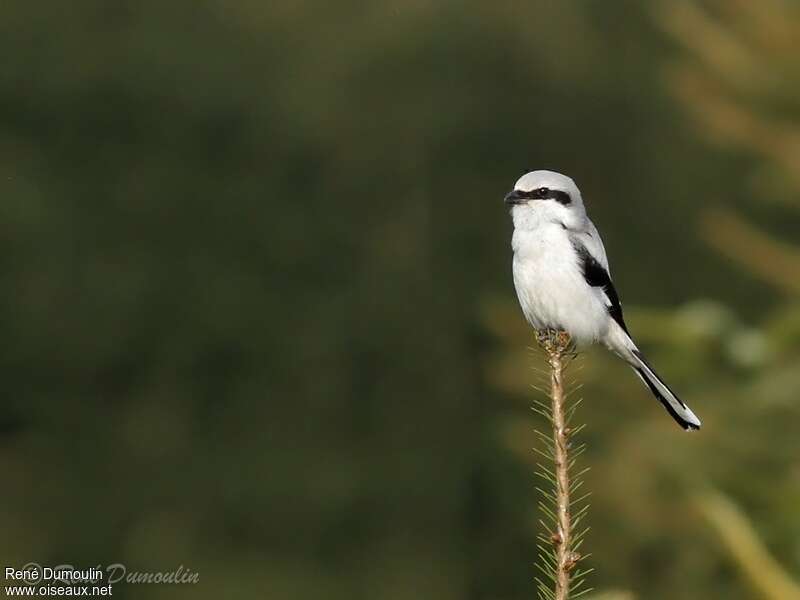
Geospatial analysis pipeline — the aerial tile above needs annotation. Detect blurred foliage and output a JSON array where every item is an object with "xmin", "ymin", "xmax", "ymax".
[
  {"xmin": 0, "ymin": 1, "xmax": 798, "ymax": 599},
  {"xmin": 695, "ymin": 489, "xmax": 800, "ymax": 600}
]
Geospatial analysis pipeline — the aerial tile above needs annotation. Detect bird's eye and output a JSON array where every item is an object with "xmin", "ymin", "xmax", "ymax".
[{"xmin": 536, "ymin": 187, "xmax": 550, "ymax": 198}]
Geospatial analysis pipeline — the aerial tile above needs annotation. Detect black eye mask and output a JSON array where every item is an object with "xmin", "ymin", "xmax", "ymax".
[{"xmin": 518, "ymin": 187, "xmax": 572, "ymax": 205}]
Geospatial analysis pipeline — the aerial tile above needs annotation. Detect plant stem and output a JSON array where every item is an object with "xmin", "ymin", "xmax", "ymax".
[
  {"xmin": 550, "ymin": 341, "xmax": 571, "ymax": 598},
  {"xmin": 539, "ymin": 330, "xmax": 577, "ymax": 600}
]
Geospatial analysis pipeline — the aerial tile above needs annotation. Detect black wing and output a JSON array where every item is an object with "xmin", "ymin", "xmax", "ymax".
[{"xmin": 571, "ymin": 241, "xmax": 629, "ymax": 334}]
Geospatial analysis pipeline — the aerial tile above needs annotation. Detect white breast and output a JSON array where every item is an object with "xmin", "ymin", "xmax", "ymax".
[{"xmin": 511, "ymin": 224, "xmax": 609, "ymax": 345}]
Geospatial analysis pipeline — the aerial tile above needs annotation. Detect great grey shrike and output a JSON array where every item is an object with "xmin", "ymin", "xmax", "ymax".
[{"xmin": 505, "ymin": 170, "xmax": 701, "ymax": 430}]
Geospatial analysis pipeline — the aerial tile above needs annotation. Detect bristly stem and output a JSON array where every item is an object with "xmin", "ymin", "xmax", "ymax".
[
  {"xmin": 549, "ymin": 334, "xmax": 572, "ymax": 598},
  {"xmin": 535, "ymin": 329, "xmax": 587, "ymax": 600}
]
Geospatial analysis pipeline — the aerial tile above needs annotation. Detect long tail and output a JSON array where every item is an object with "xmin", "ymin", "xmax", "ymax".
[
  {"xmin": 608, "ymin": 328, "xmax": 701, "ymax": 431},
  {"xmin": 630, "ymin": 349, "xmax": 701, "ymax": 430}
]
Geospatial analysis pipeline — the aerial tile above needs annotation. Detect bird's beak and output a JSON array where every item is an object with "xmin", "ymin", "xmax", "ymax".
[{"xmin": 504, "ymin": 190, "xmax": 525, "ymax": 205}]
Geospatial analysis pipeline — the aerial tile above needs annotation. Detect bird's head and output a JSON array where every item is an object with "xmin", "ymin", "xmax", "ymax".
[{"xmin": 504, "ymin": 170, "xmax": 586, "ymax": 230}]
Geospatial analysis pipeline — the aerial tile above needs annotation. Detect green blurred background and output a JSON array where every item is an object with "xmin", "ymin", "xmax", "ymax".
[{"xmin": 1, "ymin": 1, "xmax": 799, "ymax": 599}]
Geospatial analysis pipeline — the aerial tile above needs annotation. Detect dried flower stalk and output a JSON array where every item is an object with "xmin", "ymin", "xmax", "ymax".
[{"xmin": 534, "ymin": 330, "xmax": 590, "ymax": 600}]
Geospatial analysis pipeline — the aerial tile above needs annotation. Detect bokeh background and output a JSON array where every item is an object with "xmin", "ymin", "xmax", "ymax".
[{"xmin": 1, "ymin": 1, "xmax": 799, "ymax": 599}]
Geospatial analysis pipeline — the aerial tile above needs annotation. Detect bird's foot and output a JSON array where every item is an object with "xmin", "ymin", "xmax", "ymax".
[{"xmin": 536, "ymin": 328, "xmax": 573, "ymax": 356}]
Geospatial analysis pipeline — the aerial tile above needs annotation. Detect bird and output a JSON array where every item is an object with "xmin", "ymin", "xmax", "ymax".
[{"xmin": 505, "ymin": 169, "xmax": 701, "ymax": 431}]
